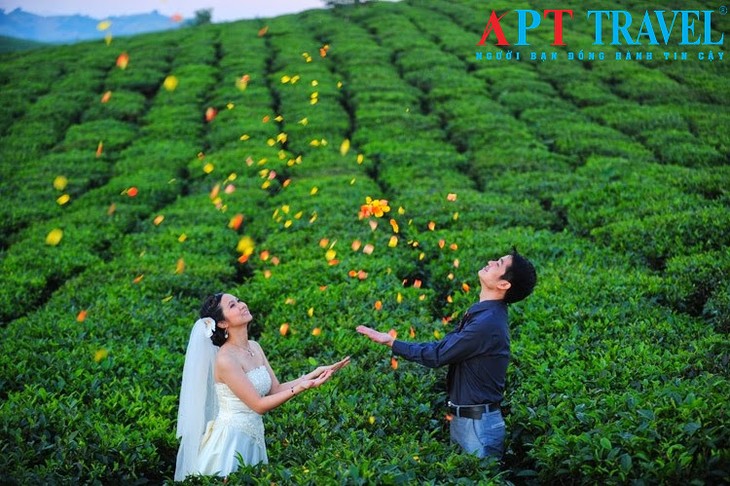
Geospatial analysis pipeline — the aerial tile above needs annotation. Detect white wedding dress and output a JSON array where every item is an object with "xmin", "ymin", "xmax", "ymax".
[{"xmin": 196, "ymin": 365, "xmax": 272, "ymax": 476}]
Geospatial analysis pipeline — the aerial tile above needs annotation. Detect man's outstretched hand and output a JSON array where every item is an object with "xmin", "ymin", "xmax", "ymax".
[{"xmin": 356, "ymin": 325, "xmax": 395, "ymax": 347}]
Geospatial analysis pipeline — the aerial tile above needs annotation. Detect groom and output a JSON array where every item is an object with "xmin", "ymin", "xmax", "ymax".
[{"xmin": 357, "ymin": 249, "xmax": 537, "ymax": 459}]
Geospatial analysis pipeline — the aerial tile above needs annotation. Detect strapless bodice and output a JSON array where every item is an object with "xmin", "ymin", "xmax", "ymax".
[{"xmin": 205, "ymin": 366, "xmax": 272, "ymax": 448}]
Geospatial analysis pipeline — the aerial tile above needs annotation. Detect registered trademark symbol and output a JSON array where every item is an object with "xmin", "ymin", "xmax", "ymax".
[{"xmin": 720, "ymin": 5, "xmax": 728, "ymax": 14}]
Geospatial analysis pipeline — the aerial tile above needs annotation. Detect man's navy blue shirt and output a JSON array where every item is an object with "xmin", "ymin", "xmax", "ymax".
[{"xmin": 391, "ymin": 299, "xmax": 509, "ymax": 405}]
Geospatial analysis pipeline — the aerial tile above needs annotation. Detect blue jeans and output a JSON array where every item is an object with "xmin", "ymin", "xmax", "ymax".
[{"xmin": 450, "ymin": 409, "xmax": 505, "ymax": 458}]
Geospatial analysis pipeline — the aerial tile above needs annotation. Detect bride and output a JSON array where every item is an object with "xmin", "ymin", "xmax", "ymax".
[{"xmin": 175, "ymin": 293, "xmax": 350, "ymax": 481}]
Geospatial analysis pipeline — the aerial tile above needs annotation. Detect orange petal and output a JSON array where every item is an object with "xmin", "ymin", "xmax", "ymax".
[
  {"xmin": 116, "ymin": 52, "xmax": 129, "ymax": 69},
  {"xmin": 229, "ymin": 214, "xmax": 244, "ymax": 231},
  {"xmin": 76, "ymin": 310, "xmax": 87, "ymax": 322},
  {"xmin": 391, "ymin": 357, "xmax": 398, "ymax": 370}
]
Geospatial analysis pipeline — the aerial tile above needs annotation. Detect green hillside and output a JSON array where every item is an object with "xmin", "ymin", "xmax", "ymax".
[
  {"xmin": 0, "ymin": 0, "xmax": 728, "ymax": 483},
  {"xmin": 0, "ymin": 35, "xmax": 48, "ymax": 53}
]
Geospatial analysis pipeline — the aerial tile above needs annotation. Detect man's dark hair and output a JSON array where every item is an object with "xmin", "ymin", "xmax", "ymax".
[{"xmin": 501, "ymin": 248, "xmax": 537, "ymax": 304}]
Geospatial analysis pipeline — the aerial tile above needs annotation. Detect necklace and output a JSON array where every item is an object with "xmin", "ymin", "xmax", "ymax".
[{"xmin": 233, "ymin": 343, "xmax": 255, "ymax": 357}]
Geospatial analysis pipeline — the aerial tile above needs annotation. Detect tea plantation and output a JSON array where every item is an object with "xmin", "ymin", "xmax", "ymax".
[{"xmin": 0, "ymin": 0, "xmax": 728, "ymax": 483}]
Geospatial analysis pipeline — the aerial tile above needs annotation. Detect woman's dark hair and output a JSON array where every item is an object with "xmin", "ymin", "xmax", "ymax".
[
  {"xmin": 501, "ymin": 248, "xmax": 537, "ymax": 304},
  {"xmin": 200, "ymin": 293, "xmax": 227, "ymax": 347}
]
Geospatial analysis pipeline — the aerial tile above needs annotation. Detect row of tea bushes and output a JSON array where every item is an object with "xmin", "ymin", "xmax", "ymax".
[{"xmin": 0, "ymin": 28, "xmax": 221, "ymax": 322}]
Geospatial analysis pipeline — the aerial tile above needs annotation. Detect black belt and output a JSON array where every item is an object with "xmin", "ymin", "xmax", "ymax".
[{"xmin": 448, "ymin": 402, "xmax": 500, "ymax": 419}]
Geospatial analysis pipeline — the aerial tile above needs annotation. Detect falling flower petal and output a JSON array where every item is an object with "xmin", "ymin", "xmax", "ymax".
[
  {"xmin": 96, "ymin": 141, "xmax": 103, "ymax": 157},
  {"xmin": 101, "ymin": 91, "xmax": 112, "ymax": 103},
  {"xmin": 363, "ymin": 244, "xmax": 374, "ymax": 255},
  {"xmin": 258, "ymin": 26, "xmax": 269, "ymax": 37},
  {"xmin": 397, "ymin": 292, "xmax": 403, "ymax": 304},
  {"xmin": 307, "ymin": 307, "xmax": 314, "ymax": 318},
  {"xmin": 237, "ymin": 236, "xmax": 255, "ymax": 256},
  {"xmin": 178, "ymin": 233, "xmax": 187, "ymax": 243},
  {"xmin": 163, "ymin": 75, "xmax": 179, "ymax": 91},
  {"xmin": 447, "ymin": 193, "xmax": 457, "ymax": 201},
  {"xmin": 413, "ymin": 280, "xmax": 422, "ymax": 289},
  {"xmin": 391, "ymin": 357, "xmax": 398, "ymax": 370},
  {"xmin": 428, "ymin": 221, "xmax": 436, "ymax": 231},
  {"xmin": 97, "ymin": 20, "xmax": 111, "ymax": 31},
  {"xmin": 57, "ymin": 194, "xmax": 70, "ymax": 205},
  {"xmin": 409, "ymin": 326, "xmax": 416, "ymax": 338},
  {"xmin": 229, "ymin": 214, "xmax": 244, "ymax": 231},
  {"xmin": 205, "ymin": 107, "xmax": 217, "ymax": 122},
  {"xmin": 340, "ymin": 138, "xmax": 350, "ymax": 156},
  {"xmin": 312, "ymin": 327, "xmax": 322, "ymax": 336},
  {"xmin": 388, "ymin": 236, "xmax": 398, "ymax": 248},
  {"xmin": 280, "ymin": 323, "xmax": 289, "ymax": 336},
  {"xmin": 203, "ymin": 163, "xmax": 214, "ymax": 174},
  {"xmin": 389, "ymin": 219, "xmax": 399, "ymax": 233},
  {"xmin": 45, "ymin": 228, "xmax": 63, "ymax": 246},
  {"xmin": 171, "ymin": 13, "xmax": 183, "ymax": 22},
  {"xmin": 153, "ymin": 215, "xmax": 165, "ymax": 226},
  {"xmin": 105, "ymin": 33, "xmax": 112, "ymax": 45},
  {"xmin": 236, "ymin": 74, "xmax": 249, "ymax": 90},
  {"xmin": 133, "ymin": 274, "xmax": 144, "ymax": 284},
  {"xmin": 126, "ymin": 186, "xmax": 138, "ymax": 197},
  {"xmin": 77, "ymin": 309, "xmax": 87, "ymax": 322},
  {"xmin": 462, "ymin": 282, "xmax": 470, "ymax": 292},
  {"xmin": 94, "ymin": 349, "xmax": 109, "ymax": 363},
  {"xmin": 175, "ymin": 258, "xmax": 185, "ymax": 274},
  {"xmin": 351, "ymin": 240, "xmax": 361, "ymax": 251},
  {"xmin": 374, "ymin": 300, "xmax": 382, "ymax": 311},
  {"xmin": 53, "ymin": 175, "xmax": 68, "ymax": 190},
  {"xmin": 116, "ymin": 52, "xmax": 129, "ymax": 69}
]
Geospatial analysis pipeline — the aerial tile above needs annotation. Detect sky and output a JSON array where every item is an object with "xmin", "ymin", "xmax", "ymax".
[{"xmin": 0, "ymin": 0, "xmax": 327, "ymax": 22}]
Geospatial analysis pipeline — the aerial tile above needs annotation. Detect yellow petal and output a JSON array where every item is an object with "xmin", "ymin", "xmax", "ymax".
[
  {"xmin": 45, "ymin": 228, "xmax": 63, "ymax": 246},
  {"xmin": 53, "ymin": 176, "xmax": 68, "ymax": 190},
  {"xmin": 340, "ymin": 138, "xmax": 350, "ymax": 156},
  {"xmin": 163, "ymin": 75, "xmax": 179, "ymax": 91}
]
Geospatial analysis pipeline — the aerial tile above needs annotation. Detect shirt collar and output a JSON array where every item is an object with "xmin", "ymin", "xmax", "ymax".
[{"xmin": 468, "ymin": 299, "xmax": 506, "ymax": 314}]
